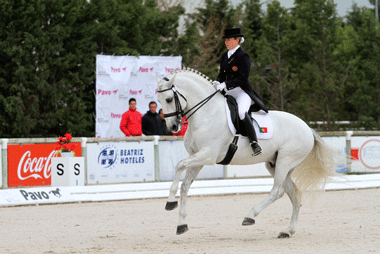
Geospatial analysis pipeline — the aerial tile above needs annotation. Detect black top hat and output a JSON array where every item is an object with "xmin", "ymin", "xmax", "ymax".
[{"xmin": 222, "ymin": 28, "xmax": 244, "ymax": 38}]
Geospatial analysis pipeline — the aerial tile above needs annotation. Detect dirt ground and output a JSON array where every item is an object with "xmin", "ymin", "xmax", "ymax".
[{"xmin": 0, "ymin": 188, "xmax": 379, "ymax": 254}]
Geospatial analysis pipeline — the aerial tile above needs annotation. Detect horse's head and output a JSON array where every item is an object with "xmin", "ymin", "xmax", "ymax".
[{"xmin": 157, "ymin": 73, "xmax": 188, "ymax": 133}]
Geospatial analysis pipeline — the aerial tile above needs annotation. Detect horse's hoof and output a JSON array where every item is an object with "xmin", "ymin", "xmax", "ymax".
[
  {"xmin": 165, "ymin": 201, "xmax": 178, "ymax": 211},
  {"xmin": 278, "ymin": 232, "xmax": 290, "ymax": 238},
  {"xmin": 242, "ymin": 217, "xmax": 255, "ymax": 226},
  {"xmin": 176, "ymin": 224, "xmax": 188, "ymax": 235}
]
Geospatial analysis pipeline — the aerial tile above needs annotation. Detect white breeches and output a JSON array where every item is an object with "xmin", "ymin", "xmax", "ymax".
[{"xmin": 226, "ymin": 87, "xmax": 252, "ymax": 120}]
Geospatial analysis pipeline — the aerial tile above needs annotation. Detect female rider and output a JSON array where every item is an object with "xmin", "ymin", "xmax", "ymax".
[{"xmin": 213, "ymin": 28, "xmax": 267, "ymax": 156}]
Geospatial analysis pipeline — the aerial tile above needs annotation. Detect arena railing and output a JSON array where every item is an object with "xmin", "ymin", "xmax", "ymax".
[{"xmin": 1, "ymin": 131, "xmax": 380, "ymax": 189}]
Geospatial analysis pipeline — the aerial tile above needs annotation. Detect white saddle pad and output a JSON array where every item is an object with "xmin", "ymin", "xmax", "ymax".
[{"xmin": 225, "ymin": 102, "xmax": 273, "ymax": 140}]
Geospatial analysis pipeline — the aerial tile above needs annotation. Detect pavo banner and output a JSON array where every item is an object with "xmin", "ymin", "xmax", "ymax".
[{"xmin": 96, "ymin": 55, "xmax": 182, "ymax": 138}]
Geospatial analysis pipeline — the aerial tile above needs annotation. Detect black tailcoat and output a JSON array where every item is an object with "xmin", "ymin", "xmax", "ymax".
[{"xmin": 217, "ymin": 47, "xmax": 268, "ymax": 113}]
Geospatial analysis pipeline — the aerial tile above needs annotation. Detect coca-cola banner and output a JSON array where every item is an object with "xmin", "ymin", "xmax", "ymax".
[
  {"xmin": 8, "ymin": 144, "xmax": 82, "ymax": 188},
  {"xmin": 86, "ymin": 141, "xmax": 154, "ymax": 184},
  {"xmin": 96, "ymin": 55, "xmax": 182, "ymax": 138}
]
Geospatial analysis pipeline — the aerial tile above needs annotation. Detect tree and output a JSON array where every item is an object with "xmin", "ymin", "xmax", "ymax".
[
  {"xmin": 285, "ymin": 0, "xmax": 348, "ymax": 130},
  {"xmin": 0, "ymin": 0, "xmax": 192, "ymax": 138},
  {"xmin": 345, "ymin": 6, "xmax": 380, "ymax": 129},
  {"xmin": 242, "ymin": 0, "xmax": 263, "ymax": 60},
  {"xmin": 0, "ymin": 0, "xmax": 96, "ymax": 137},
  {"xmin": 188, "ymin": 0, "xmax": 241, "ymax": 78},
  {"xmin": 245, "ymin": 0, "xmax": 293, "ymax": 111}
]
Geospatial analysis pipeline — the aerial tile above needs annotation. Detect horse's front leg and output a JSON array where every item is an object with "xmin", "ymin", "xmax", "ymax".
[
  {"xmin": 165, "ymin": 165, "xmax": 184, "ymax": 211},
  {"xmin": 176, "ymin": 165, "xmax": 202, "ymax": 235},
  {"xmin": 168, "ymin": 148, "xmax": 215, "ymax": 235}
]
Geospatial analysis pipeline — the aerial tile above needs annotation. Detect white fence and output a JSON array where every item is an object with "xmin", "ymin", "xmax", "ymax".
[
  {"xmin": 0, "ymin": 131, "xmax": 380, "ymax": 207},
  {"xmin": 0, "ymin": 131, "xmax": 380, "ymax": 189}
]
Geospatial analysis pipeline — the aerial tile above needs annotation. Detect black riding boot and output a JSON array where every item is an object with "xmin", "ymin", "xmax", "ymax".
[{"xmin": 242, "ymin": 112, "xmax": 262, "ymax": 156}]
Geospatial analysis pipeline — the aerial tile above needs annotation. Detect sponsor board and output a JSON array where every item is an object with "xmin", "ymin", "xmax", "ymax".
[
  {"xmin": 0, "ymin": 186, "xmax": 72, "ymax": 206},
  {"xmin": 8, "ymin": 144, "xmax": 82, "ymax": 187},
  {"xmin": 86, "ymin": 141, "xmax": 155, "ymax": 184},
  {"xmin": 351, "ymin": 137, "xmax": 380, "ymax": 172}
]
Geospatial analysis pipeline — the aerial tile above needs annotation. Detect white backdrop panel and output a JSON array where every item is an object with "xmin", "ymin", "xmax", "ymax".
[{"xmin": 96, "ymin": 55, "xmax": 182, "ymax": 138}]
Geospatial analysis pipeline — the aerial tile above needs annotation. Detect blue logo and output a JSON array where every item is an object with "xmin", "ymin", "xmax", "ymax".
[{"xmin": 98, "ymin": 146, "xmax": 118, "ymax": 168}]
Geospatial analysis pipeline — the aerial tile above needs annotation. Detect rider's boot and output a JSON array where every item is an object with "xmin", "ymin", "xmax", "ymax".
[{"xmin": 242, "ymin": 112, "xmax": 262, "ymax": 156}]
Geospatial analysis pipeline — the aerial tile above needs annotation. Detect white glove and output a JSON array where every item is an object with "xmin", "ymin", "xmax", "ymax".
[
  {"xmin": 216, "ymin": 82, "xmax": 226, "ymax": 92},
  {"xmin": 212, "ymin": 81, "xmax": 220, "ymax": 89}
]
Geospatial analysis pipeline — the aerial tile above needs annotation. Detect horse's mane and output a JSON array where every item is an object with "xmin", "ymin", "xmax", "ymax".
[{"xmin": 160, "ymin": 67, "xmax": 213, "ymax": 88}]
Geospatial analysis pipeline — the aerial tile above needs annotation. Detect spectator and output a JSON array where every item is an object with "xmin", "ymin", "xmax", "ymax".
[
  {"xmin": 173, "ymin": 116, "xmax": 188, "ymax": 136},
  {"xmin": 142, "ymin": 101, "xmax": 162, "ymax": 135},
  {"xmin": 158, "ymin": 109, "xmax": 172, "ymax": 136},
  {"xmin": 120, "ymin": 98, "xmax": 142, "ymax": 136}
]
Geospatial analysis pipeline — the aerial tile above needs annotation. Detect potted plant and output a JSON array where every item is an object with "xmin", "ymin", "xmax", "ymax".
[{"xmin": 55, "ymin": 133, "xmax": 77, "ymax": 157}]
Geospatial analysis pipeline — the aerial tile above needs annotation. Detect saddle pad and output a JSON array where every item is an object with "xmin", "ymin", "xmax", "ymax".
[{"xmin": 225, "ymin": 102, "xmax": 273, "ymax": 140}]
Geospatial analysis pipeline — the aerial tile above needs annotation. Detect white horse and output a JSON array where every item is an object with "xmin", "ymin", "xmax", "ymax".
[{"xmin": 156, "ymin": 69, "xmax": 336, "ymax": 238}]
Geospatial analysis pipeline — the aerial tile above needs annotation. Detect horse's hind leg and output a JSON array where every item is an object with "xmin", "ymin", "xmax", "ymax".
[
  {"xmin": 264, "ymin": 161, "xmax": 301, "ymax": 238},
  {"xmin": 176, "ymin": 165, "xmax": 202, "ymax": 235},
  {"xmin": 242, "ymin": 166, "xmax": 287, "ymax": 226},
  {"xmin": 242, "ymin": 154, "xmax": 305, "ymax": 236},
  {"xmin": 278, "ymin": 173, "xmax": 301, "ymax": 238}
]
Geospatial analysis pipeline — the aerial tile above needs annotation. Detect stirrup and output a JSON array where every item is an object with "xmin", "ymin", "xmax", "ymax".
[{"xmin": 250, "ymin": 142, "xmax": 262, "ymax": 156}]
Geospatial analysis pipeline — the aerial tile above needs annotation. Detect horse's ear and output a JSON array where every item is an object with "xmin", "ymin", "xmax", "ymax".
[{"xmin": 156, "ymin": 74, "xmax": 162, "ymax": 84}]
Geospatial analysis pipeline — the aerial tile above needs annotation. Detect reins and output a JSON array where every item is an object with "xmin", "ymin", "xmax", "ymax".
[{"xmin": 184, "ymin": 90, "xmax": 219, "ymax": 120}]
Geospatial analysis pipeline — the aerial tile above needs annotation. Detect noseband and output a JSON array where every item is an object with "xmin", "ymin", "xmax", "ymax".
[{"xmin": 157, "ymin": 78, "xmax": 219, "ymax": 123}]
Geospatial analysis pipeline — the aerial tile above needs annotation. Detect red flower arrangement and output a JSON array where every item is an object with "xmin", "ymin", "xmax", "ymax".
[{"xmin": 55, "ymin": 133, "xmax": 77, "ymax": 155}]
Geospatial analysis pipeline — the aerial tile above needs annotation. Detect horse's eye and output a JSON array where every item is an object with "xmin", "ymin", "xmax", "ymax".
[{"xmin": 166, "ymin": 98, "xmax": 173, "ymax": 103}]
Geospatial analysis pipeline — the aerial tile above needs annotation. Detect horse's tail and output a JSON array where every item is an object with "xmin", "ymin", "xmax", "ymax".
[{"xmin": 292, "ymin": 129, "xmax": 338, "ymax": 195}]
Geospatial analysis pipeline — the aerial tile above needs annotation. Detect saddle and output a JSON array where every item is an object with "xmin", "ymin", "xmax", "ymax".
[
  {"xmin": 217, "ymin": 95, "xmax": 272, "ymax": 165},
  {"xmin": 225, "ymin": 95, "xmax": 271, "ymax": 138}
]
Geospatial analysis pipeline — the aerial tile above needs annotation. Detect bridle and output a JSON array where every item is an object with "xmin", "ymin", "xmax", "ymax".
[{"xmin": 157, "ymin": 78, "xmax": 219, "ymax": 124}]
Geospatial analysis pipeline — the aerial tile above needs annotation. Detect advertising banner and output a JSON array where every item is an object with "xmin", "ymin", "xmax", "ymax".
[
  {"xmin": 8, "ymin": 144, "xmax": 82, "ymax": 188},
  {"xmin": 158, "ymin": 140, "xmax": 224, "ymax": 181},
  {"xmin": 0, "ymin": 186, "xmax": 72, "ymax": 206},
  {"xmin": 96, "ymin": 55, "xmax": 182, "ymax": 138},
  {"xmin": 86, "ymin": 141, "xmax": 155, "ymax": 184},
  {"xmin": 351, "ymin": 136, "xmax": 380, "ymax": 173}
]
